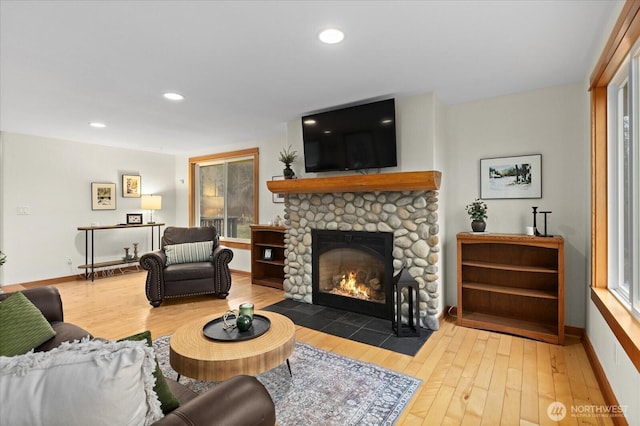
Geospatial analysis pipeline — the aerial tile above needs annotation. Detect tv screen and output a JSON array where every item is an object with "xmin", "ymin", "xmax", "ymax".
[{"xmin": 302, "ymin": 99, "xmax": 397, "ymax": 173}]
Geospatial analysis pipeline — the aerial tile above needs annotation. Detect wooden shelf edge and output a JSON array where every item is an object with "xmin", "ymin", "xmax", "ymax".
[
  {"xmin": 78, "ymin": 223, "xmax": 165, "ymax": 231},
  {"xmin": 78, "ymin": 260, "xmax": 139, "ymax": 269},
  {"xmin": 462, "ymin": 260, "xmax": 558, "ymax": 274},
  {"xmin": 266, "ymin": 170, "xmax": 441, "ymax": 194},
  {"xmin": 462, "ymin": 282, "xmax": 558, "ymax": 299},
  {"xmin": 460, "ymin": 312, "xmax": 561, "ymax": 344},
  {"xmin": 249, "ymin": 225, "xmax": 286, "ymax": 232},
  {"xmin": 456, "ymin": 232, "xmax": 564, "ymax": 246},
  {"xmin": 252, "ymin": 277, "xmax": 284, "ymax": 289},
  {"xmin": 256, "ymin": 260, "xmax": 285, "ymax": 266},
  {"xmin": 254, "ymin": 243, "xmax": 286, "ymax": 249}
]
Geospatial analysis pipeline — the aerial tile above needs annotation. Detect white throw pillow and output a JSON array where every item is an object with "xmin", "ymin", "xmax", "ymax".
[
  {"xmin": 165, "ymin": 240, "xmax": 214, "ymax": 265},
  {"xmin": 0, "ymin": 338, "xmax": 163, "ymax": 426}
]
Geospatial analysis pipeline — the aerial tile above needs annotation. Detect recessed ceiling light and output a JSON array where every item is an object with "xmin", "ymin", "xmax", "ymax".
[
  {"xmin": 303, "ymin": 119, "xmax": 317, "ymax": 125},
  {"xmin": 318, "ymin": 28, "xmax": 344, "ymax": 44},
  {"xmin": 163, "ymin": 92, "xmax": 184, "ymax": 101},
  {"xmin": 89, "ymin": 122, "xmax": 106, "ymax": 128}
]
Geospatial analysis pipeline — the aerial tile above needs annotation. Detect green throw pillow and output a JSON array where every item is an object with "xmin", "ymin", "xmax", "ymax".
[
  {"xmin": 0, "ymin": 292, "xmax": 57, "ymax": 356},
  {"xmin": 165, "ymin": 241, "xmax": 213, "ymax": 265},
  {"xmin": 119, "ymin": 330, "xmax": 180, "ymax": 414}
]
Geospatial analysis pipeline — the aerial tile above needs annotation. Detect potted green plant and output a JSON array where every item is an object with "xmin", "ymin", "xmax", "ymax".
[
  {"xmin": 278, "ymin": 145, "xmax": 298, "ymax": 179},
  {"xmin": 465, "ymin": 199, "xmax": 488, "ymax": 232}
]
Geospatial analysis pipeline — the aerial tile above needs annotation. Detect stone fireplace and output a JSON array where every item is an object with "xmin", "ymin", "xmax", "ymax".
[
  {"xmin": 312, "ymin": 229, "xmax": 394, "ymax": 319},
  {"xmin": 267, "ymin": 171, "xmax": 442, "ymax": 330}
]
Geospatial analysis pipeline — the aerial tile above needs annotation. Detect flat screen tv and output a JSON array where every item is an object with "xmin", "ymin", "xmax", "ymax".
[{"xmin": 302, "ymin": 98, "xmax": 397, "ymax": 173}]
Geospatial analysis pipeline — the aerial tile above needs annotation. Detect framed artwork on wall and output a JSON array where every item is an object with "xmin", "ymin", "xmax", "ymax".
[
  {"xmin": 480, "ymin": 154, "xmax": 542, "ymax": 199},
  {"xmin": 91, "ymin": 182, "xmax": 117, "ymax": 210},
  {"xmin": 122, "ymin": 174, "xmax": 141, "ymax": 198},
  {"xmin": 272, "ymin": 175, "xmax": 285, "ymax": 203}
]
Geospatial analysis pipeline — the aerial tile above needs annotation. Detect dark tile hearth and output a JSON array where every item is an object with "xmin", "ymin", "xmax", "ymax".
[{"xmin": 263, "ymin": 299, "xmax": 432, "ymax": 357}]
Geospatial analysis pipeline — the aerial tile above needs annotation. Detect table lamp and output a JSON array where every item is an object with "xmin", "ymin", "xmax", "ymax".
[{"xmin": 141, "ymin": 194, "xmax": 162, "ymax": 224}]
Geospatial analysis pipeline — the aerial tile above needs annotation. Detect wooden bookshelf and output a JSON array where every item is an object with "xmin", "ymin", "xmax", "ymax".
[
  {"xmin": 250, "ymin": 225, "xmax": 286, "ymax": 289},
  {"xmin": 457, "ymin": 233, "xmax": 565, "ymax": 344}
]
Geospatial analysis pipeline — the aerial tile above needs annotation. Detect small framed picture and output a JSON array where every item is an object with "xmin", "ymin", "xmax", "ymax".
[
  {"xmin": 126, "ymin": 213, "xmax": 143, "ymax": 225},
  {"xmin": 91, "ymin": 182, "xmax": 116, "ymax": 210},
  {"xmin": 272, "ymin": 175, "xmax": 285, "ymax": 203},
  {"xmin": 122, "ymin": 174, "xmax": 141, "ymax": 198},
  {"xmin": 480, "ymin": 154, "xmax": 542, "ymax": 199},
  {"xmin": 263, "ymin": 248, "xmax": 273, "ymax": 261}
]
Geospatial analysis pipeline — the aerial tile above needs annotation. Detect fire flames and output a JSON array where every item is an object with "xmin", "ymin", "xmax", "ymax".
[{"xmin": 336, "ymin": 271, "xmax": 370, "ymax": 300}]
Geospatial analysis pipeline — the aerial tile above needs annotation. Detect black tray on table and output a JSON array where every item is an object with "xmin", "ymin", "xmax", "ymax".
[{"xmin": 202, "ymin": 314, "xmax": 271, "ymax": 342}]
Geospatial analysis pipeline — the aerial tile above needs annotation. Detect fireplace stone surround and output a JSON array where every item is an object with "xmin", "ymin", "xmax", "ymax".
[
  {"xmin": 266, "ymin": 171, "xmax": 442, "ymax": 331},
  {"xmin": 281, "ymin": 189, "xmax": 441, "ymax": 330}
]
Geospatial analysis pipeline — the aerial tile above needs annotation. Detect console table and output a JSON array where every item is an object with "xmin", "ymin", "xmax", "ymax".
[{"xmin": 77, "ymin": 223, "xmax": 165, "ymax": 281}]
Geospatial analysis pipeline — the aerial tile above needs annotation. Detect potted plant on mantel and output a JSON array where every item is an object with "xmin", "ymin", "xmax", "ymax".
[
  {"xmin": 465, "ymin": 199, "xmax": 488, "ymax": 232},
  {"xmin": 278, "ymin": 145, "xmax": 298, "ymax": 179}
]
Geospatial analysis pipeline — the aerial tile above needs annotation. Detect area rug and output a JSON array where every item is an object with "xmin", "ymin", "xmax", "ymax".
[{"xmin": 153, "ymin": 335, "xmax": 421, "ymax": 425}]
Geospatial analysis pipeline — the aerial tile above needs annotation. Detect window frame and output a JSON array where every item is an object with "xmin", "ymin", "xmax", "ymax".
[
  {"xmin": 189, "ymin": 148, "xmax": 259, "ymax": 250},
  {"xmin": 590, "ymin": 0, "xmax": 640, "ymax": 372},
  {"xmin": 607, "ymin": 63, "xmax": 633, "ymax": 307}
]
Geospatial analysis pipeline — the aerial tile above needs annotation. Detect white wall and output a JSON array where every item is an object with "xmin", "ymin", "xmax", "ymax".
[
  {"xmin": 1, "ymin": 132, "xmax": 176, "ymax": 285},
  {"xmin": 444, "ymin": 83, "xmax": 590, "ymax": 327},
  {"xmin": 586, "ymin": 303, "xmax": 640, "ymax": 423}
]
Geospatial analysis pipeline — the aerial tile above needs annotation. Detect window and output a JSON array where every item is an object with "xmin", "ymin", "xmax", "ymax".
[
  {"xmin": 607, "ymin": 48, "xmax": 640, "ymax": 319},
  {"xmin": 189, "ymin": 148, "xmax": 259, "ymax": 246},
  {"xmin": 590, "ymin": 1, "xmax": 640, "ymax": 371}
]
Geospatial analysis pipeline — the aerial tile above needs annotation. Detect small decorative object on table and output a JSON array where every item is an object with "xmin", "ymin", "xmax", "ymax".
[
  {"xmin": 278, "ymin": 145, "xmax": 298, "ymax": 179},
  {"xmin": 126, "ymin": 213, "xmax": 143, "ymax": 225},
  {"xmin": 123, "ymin": 247, "xmax": 134, "ymax": 261},
  {"xmin": 133, "ymin": 242, "xmax": 139, "ymax": 260},
  {"xmin": 222, "ymin": 303, "xmax": 255, "ymax": 332},
  {"xmin": 531, "ymin": 206, "xmax": 541, "ymax": 236},
  {"xmin": 466, "ymin": 198, "xmax": 488, "ymax": 232},
  {"xmin": 239, "ymin": 302, "xmax": 254, "ymax": 319},
  {"xmin": 539, "ymin": 210, "xmax": 553, "ymax": 237},
  {"xmin": 235, "ymin": 315, "xmax": 253, "ymax": 332}
]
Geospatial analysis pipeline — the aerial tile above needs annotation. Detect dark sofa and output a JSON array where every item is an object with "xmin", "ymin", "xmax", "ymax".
[
  {"xmin": 0, "ymin": 287, "xmax": 276, "ymax": 426},
  {"xmin": 140, "ymin": 226, "xmax": 234, "ymax": 307}
]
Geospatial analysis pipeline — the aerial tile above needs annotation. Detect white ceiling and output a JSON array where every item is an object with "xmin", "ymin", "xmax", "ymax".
[{"xmin": 0, "ymin": 0, "xmax": 619, "ymax": 155}]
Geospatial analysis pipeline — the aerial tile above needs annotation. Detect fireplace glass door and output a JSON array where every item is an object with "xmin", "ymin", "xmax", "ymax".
[
  {"xmin": 318, "ymin": 248, "xmax": 386, "ymax": 304},
  {"xmin": 312, "ymin": 230, "xmax": 393, "ymax": 319}
]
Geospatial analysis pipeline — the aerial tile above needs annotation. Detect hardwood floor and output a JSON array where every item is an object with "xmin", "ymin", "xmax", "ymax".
[{"xmin": 7, "ymin": 272, "xmax": 613, "ymax": 425}]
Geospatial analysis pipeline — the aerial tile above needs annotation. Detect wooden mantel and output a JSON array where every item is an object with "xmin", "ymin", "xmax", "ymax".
[{"xmin": 266, "ymin": 171, "xmax": 441, "ymax": 194}]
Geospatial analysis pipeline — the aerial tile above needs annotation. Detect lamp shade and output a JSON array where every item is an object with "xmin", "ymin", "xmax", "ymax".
[{"xmin": 141, "ymin": 194, "xmax": 162, "ymax": 210}]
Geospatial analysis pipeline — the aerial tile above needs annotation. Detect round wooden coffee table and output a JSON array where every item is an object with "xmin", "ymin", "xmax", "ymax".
[{"xmin": 169, "ymin": 310, "xmax": 295, "ymax": 381}]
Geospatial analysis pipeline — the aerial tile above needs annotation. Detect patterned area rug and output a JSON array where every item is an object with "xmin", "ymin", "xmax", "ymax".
[{"xmin": 153, "ymin": 336, "xmax": 421, "ymax": 425}]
